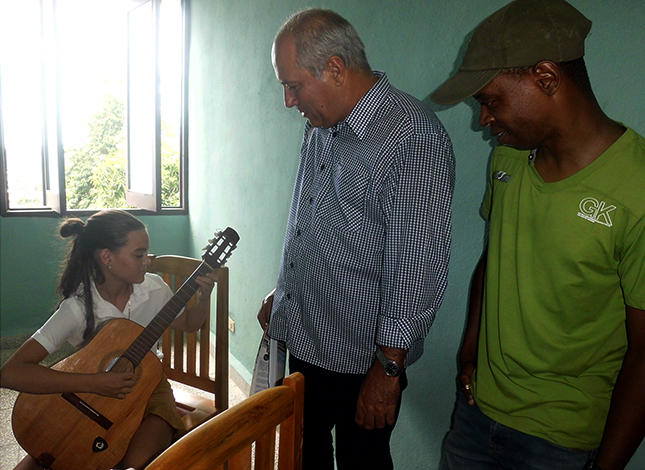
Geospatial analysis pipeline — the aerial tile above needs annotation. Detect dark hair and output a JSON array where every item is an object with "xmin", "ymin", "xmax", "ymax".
[
  {"xmin": 501, "ymin": 66, "xmax": 532, "ymax": 77},
  {"xmin": 276, "ymin": 8, "xmax": 371, "ymax": 79},
  {"xmin": 58, "ymin": 210, "xmax": 146, "ymax": 340}
]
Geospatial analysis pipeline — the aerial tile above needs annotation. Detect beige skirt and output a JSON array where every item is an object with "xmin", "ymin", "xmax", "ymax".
[{"xmin": 145, "ymin": 375, "xmax": 186, "ymax": 433}]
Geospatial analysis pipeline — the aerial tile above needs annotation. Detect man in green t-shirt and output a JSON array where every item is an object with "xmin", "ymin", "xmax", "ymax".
[{"xmin": 431, "ymin": 1, "xmax": 645, "ymax": 469}]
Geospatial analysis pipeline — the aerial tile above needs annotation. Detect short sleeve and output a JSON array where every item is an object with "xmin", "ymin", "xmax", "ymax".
[{"xmin": 31, "ymin": 297, "xmax": 87, "ymax": 354}]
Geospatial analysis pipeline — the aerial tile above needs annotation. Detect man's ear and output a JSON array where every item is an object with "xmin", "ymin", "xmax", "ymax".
[
  {"xmin": 327, "ymin": 55, "xmax": 346, "ymax": 85},
  {"xmin": 532, "ymin": 61, "xmax": 560, "ymax": 97}
]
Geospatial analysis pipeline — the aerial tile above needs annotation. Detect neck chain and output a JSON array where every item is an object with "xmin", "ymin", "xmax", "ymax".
[{"xmin": 124, "ymin": 283, "xmax": 133, "ymax": 319}]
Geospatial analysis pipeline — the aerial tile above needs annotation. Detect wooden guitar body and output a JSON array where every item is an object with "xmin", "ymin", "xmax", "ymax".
[{"xmin": 12, "ymin": 319, "xmax": 163, "ymax": 470}]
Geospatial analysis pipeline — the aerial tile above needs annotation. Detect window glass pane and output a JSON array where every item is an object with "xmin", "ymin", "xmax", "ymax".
[
  {"xmin": 43, "ymin": 0, "xmax": 60, "ymax": 211},
  {"xmin": 128, "ymin": 0, "xmax": 156, "ymax": 198},
  {"xmin": 159, "ymin": 0, "xmax": 182, "ymax": 208},
  {"xmin": 0, "ymin": 1, "xmax": 45, "ymax": 209},
  {"xmin": 58, "ymin": 0, "xmax": 129, "ymax": 210}
]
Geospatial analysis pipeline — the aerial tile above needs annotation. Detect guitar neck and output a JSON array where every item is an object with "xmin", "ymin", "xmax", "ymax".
[{"xmin": 122, "ymin": 261, "xmax": 215, "ymax": 367}]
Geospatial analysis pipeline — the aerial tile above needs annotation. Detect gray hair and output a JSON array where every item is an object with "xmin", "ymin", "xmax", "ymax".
[{"xmin": 276, "ymin": 8, "xmax": 371, "ymax": 79}]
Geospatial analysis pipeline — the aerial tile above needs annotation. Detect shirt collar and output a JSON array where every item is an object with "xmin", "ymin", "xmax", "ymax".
[
  {"xmin": 81, "ymin": 276, "xmax": 151, "ymax": 309},
  {"xmin": 342, "ymin": 70, "xmax": 389, "ymax": 140},
  {"xmin": 304, "ymin": 71, "xmax": 390, "ymax": 141}
]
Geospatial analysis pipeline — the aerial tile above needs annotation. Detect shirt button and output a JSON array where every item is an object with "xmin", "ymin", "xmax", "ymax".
[
  {"xmin": 332, "ymin": 132, "xmax": 337, "ymax": 137},
  {"xmin": 296, "ymin": 229, "xmax": 301, "ymax": 236},
  {"xmin": 289, "ymin": 262, "xmax": 294, "ymax": 268},
  {"xmin": 309, "ymin": 197, "xmax": 313, "ymax": 204},
  {"xmin": 286, "ymin": 293, "xmax": 291, "ymax": 300},
  {"xmin": 320, "ymin": 164, "xmax": 325, "ymax": 171}
]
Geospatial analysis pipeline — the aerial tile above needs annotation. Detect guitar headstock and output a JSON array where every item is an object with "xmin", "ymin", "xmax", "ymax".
[{"xmin": 202, "ymin": 227, "xmax": 239, "ymax": 269}]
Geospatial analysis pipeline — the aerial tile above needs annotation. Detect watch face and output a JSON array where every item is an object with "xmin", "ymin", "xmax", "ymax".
[
  {"xmin": 376, "ymin": 348, "xmax": 402, "ymax": 377},
  {"xmin": 384, "ymin": 362, "xmax": 400, "ymax": 377}
]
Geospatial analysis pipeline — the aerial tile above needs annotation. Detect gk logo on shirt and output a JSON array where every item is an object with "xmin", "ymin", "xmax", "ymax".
[{"xmin": 577, "ymin": 197, "xmax": 616, "ymax": 227}]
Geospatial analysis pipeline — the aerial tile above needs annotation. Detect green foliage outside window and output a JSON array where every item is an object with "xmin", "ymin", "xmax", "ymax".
[{"xmin": 65, "ymin": 95, "xmax": 180, "ymax": 209}]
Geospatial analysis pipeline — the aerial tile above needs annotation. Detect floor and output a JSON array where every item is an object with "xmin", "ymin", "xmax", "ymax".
[{"xmin": 0, "ymin": 335, "xmax": 249, "ymax": 470}]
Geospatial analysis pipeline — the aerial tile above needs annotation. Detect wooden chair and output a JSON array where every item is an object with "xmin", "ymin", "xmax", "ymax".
[
  {"xmin": 147, "ymin": 254, "xmax": 229, "ymax": 432},
  {"xmin": 144, "ymin": 372, "xmax": 304, "ymax": 470}
]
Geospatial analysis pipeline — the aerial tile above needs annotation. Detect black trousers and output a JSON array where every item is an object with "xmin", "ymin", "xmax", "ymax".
[{"xmin": 289, "ymin": 354, "xmax": 408, "ymax": 470}]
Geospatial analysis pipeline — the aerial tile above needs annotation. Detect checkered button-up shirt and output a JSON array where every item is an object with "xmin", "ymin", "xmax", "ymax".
[{"xmin": 268, "ymin": 72, "xmax": 455, "ymax": 374}]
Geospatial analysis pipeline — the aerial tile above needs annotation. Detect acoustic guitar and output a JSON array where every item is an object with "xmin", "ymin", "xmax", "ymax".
[{"xmin": 11, "ymin": 227, "xmax": 239, "ymax": 470}]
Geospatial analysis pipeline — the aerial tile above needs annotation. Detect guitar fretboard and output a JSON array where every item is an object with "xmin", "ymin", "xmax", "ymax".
[{"xmin": 122, "ymin": 262, "xmax": 214, "ymax": 367}]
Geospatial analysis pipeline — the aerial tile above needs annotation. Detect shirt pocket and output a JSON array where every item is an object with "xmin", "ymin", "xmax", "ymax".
[{"xmin": 318, "ymin": 162, "xmax": 369, "ymax": 232}]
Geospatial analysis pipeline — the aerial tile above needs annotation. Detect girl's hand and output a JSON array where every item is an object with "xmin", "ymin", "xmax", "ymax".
[
  {"xmin": 194, "ymin": 271, "xmax": 218, "ymax": 297},
  {"xmin": 92, "ymin": 371, "xmax": 136, "ymax": 399}
]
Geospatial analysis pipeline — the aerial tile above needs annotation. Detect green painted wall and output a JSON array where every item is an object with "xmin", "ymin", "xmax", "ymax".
[
  {"xmin": 186, "ymin": 0, "xmax": 645, "ymax": 469},
  {"xmin": 0, "ymin": 215, "xmax": 190, "ymax": 336}
]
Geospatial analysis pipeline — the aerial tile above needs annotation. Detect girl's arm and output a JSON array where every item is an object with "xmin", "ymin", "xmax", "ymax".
[{"xmin": 0, "ymin": 338, "xmax": 135, "ymax": 399}]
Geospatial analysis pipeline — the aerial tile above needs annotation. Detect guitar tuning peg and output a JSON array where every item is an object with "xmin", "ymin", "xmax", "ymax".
[
  {"xmin": 213, "ymin": 230, "xmax": 222, "ymax": 237},
  {"xmin": 202, "ymin": 245, "xmax": 210, "ymax": 251},
  {"xmin": 208, "ymin": 238, "xmax": 214, "ymax": 244}
]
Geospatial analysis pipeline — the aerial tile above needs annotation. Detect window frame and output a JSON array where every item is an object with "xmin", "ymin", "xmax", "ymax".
[{"xmin": 0, "ymin": 0, "xmax": 190, "ymax": 218}]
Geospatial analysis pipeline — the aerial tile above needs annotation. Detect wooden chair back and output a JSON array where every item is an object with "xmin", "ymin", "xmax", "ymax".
[
  {"xmin": 147, "ymin": 254, "xmax": 229, "ymax": 431},
  {"xmin": 144, "ymin": 372, "xmax": 304, "ymax": 470}
]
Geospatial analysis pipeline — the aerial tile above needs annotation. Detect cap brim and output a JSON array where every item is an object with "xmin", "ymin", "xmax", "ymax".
[{"xmin": 430, "ymin": 69, "xmax": 502, "ymax": 106}]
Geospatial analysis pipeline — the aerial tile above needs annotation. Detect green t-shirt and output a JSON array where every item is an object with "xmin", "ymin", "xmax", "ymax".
[{"xmin": 474, "ymin": 128, "xmax": 645, "ymax": 449}]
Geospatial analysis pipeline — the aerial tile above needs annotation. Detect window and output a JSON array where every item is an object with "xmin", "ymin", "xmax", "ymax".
[{"xmin": 0, "ymin": 0, "xmax": 188, "ymax": 216}]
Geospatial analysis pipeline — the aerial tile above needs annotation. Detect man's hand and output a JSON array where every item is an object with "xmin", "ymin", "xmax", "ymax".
[
  {"xmin": 460, "ymin": 360, "xmax": 476, "ymax": 406},
  {"xmin": 355, "ymin": 349, "xmax": 404, "ymax": 430},
  {"xmin": 594, "ymin": 306, "xmax": 645, "ymax": 470},
  {"xmin": 257, "ymin": 289, "xmax": 275, "ymax": 330}
]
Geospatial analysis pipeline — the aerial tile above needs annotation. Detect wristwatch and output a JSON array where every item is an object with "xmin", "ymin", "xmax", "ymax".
[{"xmin": 375, "ymin": 348, "xmax": 404, "ymax": 377}]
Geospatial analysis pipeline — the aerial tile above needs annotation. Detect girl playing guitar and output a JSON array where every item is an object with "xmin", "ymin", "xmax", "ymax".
[{"xmin": 1, "ymin": 210, "xmax": 217, "ymax": 470}]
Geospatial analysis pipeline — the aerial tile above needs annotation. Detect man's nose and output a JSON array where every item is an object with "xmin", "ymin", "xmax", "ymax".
[
  {"xmin": 479, "ymin": 105, "xmax": 494, "ymax": 128},
  {"xmin": 284, "ymin": 88, "xmax": 297, "ymax": 108}
]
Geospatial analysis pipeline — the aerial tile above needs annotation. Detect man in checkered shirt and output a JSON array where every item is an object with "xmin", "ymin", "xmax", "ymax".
[{"xmin": 258, "ymin": 8, "xmax": 455, "ymax": 469}]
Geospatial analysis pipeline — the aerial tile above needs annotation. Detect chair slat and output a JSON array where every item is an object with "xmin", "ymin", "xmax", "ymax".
[
  {"xmin": 161, "ymin": 328, "xmax": 172, "ymax": 367},
  {"xmin": 186, "ymin": 332, "xmax": 197, "ymax": 375},
  {"xmin": 172, "ymin": 327, "xmax": 184, "ymax": 370},
  {"xmin": 229, "ymin": 446, "xmax": 252, "ymax": 470},
  {"xmin": 198, "ymin": 320, "xmax": 210, "ymax": 379},
  {"xmin": 146, "ymin": 255, "xmax": 229, "ymax": 433},
  {"xmin": 255, "ymin": 428, "xmax": 277, "ymax": 470},
  {"xmin": 214, "ymin": 268, "xmax": 229, "ymax": 411}
]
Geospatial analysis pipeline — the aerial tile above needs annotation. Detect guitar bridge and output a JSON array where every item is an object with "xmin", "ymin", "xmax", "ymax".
[{"xmin": 62, "ymin": 393, "xmax": 113, "ymax": 430}]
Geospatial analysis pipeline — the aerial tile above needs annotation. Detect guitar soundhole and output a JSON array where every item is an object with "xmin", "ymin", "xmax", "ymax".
[
  {"xmin": 99, "ymin": 352, "xmax": 142, "ymax": 383},
  {"xmin": 105, "ymin": 356, "xmax": 134, "ymax": 373}
]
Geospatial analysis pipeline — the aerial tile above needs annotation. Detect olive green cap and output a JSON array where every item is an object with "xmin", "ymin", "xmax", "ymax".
[{"xmin": 430, "ymin": 0, "xmax": 592, "ymax": 106}]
